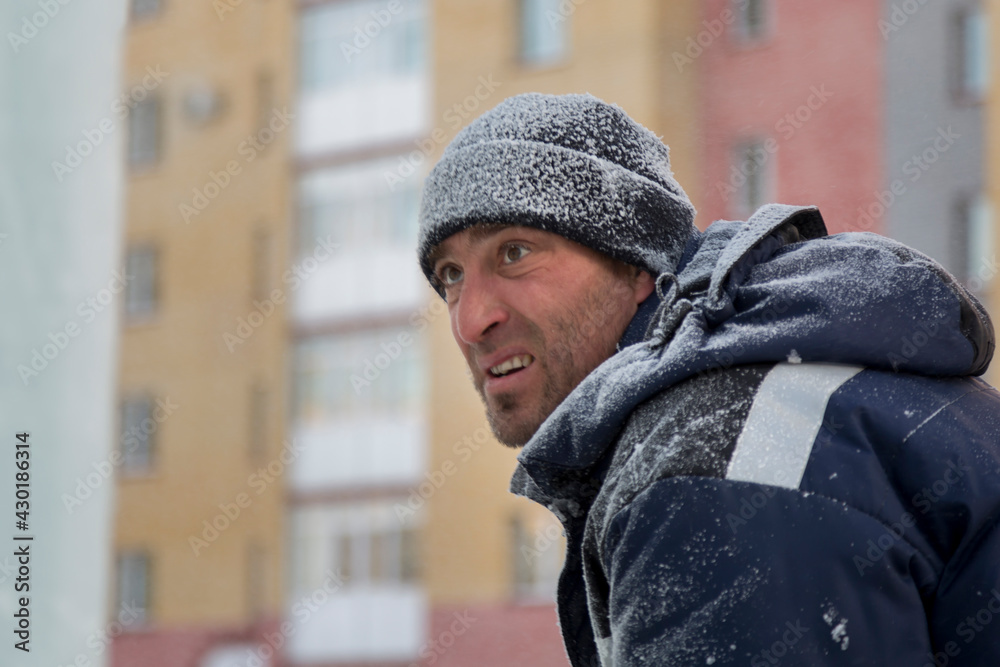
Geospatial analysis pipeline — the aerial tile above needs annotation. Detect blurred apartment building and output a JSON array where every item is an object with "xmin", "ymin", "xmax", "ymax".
[
  {"xmin": 109, "ymin": 0, "xmax": 701, "ymax": 664},
  {"xmin": 111, "ymin": 0, "xmax": 294, "ymax": 663},
  {"xmin": 696, "ymin": 0, "xmax": 994, "ymax": 381},
  {"xmin": 285, "ymin": 0, "xmax": 701, "ymax": 665},
  {"xmin": 109, "ymin": 1, "xmax": 996, "ymax": 666}
]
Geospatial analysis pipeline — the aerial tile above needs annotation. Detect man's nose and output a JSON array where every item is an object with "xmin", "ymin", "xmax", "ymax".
[{"xmin": 452, "ymin": 272, "xmax": 509, "ymax": 345}]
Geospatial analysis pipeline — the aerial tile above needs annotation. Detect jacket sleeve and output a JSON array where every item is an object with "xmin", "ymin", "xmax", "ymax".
[
  {"xmin": 602, "ymin": 475, "xmax": 938, "ymax": 666},
  {"xmin": 897, "ymin": 383, "xmax": 1000, "ymax": 666},
  {"xmin": 928, "ymin": 515, "xmax": 1000, "ymax": 665}
]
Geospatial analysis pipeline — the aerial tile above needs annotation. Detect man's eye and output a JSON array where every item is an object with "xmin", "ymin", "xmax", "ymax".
[
  {"xmin": 439, "ymin": 265, "xmax": 463, "ymax": 285},
  {"xmin": 502, "ymin": 244, "xmax": 530, "ymax": 264}
]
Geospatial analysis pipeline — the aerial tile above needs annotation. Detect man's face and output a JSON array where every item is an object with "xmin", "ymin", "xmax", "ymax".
[{"xmin": 429, "ymin": 225, "xmax": 654, "ymax": 448}]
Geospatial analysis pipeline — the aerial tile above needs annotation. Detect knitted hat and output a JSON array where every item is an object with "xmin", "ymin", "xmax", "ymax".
[{"xmin": 416, "ymin": 92, "xmax": 697, "ymax": 294}]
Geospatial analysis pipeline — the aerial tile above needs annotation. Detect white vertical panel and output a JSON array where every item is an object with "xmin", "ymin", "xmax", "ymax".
[{"xmin": 0, "ymin": 0, "xmax": 126, "ymax": 665}]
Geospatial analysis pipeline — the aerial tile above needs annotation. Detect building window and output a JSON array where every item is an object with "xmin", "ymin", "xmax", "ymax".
[
  {"xmin": 128, "ymin": 96, "xmax": 162, "ymax": 168},
  {"xmin": 519, "ymin": 0, "xmax": 568, "ymax": 66},
  {"xmin": 297, "ymin": 158, "xmax": 420, "ymax": 258},
  {"xmin": 255, "ymin": 69, "xmax": 276, "ymax": 134},
  {"xmin": 288, "ymin": 501, "xmax": 424, "ymax": 661},
  {"xmin": 124, "ymin": 246, "xmax": 158, "ymax": 320},
  {"xmin": 300, "ymin": 0, "xmax": 426, "ymax": 94},
  {"xmin": 734, "ymin": 0, "xmax": 769, "ymax": 42},
  {"xmin": 293, "ymin": 501, "xmax": 423, "ymax": 594},
  {"xmin": 954, "ymin": 193, "xmax": 995, "ymax": 293},
  {"xmin": 252, "ymin": 226, "xmax": 273, "ymax": 301},
  {"xmin": 954, "ymin": 5, "xmax": 989, "ymax": 102},
  {"xmin": 130, "ymin": 0, "xmax": 161, "ymax": 21},
  {"xmin": 293, "ymin": 327, "xmax": 425, "ymax": 425},
  {"xmin": 248, "ymin": 383, "xmax": 268, "ymax": 460},
  {"xmin": 116, "ymin": 551, "xmax": 150, "ymax": 624},
  {"xmin": 246, "ymin": 543, "xmax": 266, "ymax": 618},
  {"xmin": 296, "ymin": 0, "xmax": 428, "ymax": 155},
  {"xmin": 121, "ymin": 397, "xmax": 155, "ymax": 475},
  {"xmin": 731, "ymin": 139, "xmax": 774, "ymax": 219},
  {"xmin": 334, "ymin": 524, "xmax": 420, "ymax": 586}
]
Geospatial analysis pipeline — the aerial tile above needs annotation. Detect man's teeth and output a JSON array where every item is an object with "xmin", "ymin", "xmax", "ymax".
[{"xmin": 490, "ymin": 355, "xmax": 534, "ymax": 377}]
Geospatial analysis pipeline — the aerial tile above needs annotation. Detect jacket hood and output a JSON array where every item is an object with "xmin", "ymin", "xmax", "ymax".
[{"xmin": 511, "ymin": 204, "xmax": 995, "ymax": 506}]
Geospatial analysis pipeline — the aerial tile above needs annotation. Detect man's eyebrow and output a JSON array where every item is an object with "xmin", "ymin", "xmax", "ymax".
[
  {"xmin": 426, "ymin": 224, "xmax": 510, "ymax": 271},
  {"xmin": 425, "ymin": 244, "xmax": 451, "ymax": 273}
]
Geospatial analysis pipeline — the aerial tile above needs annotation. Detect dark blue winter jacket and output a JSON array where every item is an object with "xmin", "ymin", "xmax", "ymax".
[{"xmin": 510, "ymin": 205, "xmax": 1000, "ymax": 667}]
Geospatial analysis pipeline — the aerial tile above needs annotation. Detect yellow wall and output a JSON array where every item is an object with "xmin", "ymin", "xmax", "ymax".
[{"xmin": 116, "ymin": 0, "xmax": 292, "ymax": 625}]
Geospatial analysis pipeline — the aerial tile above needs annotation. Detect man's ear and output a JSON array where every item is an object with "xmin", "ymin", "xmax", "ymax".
[{"xmin": 633, "ymin": 269, "xmax": 656, "ymax": 304}]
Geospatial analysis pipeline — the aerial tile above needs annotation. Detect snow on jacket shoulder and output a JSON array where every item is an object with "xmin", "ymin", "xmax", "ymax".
[{"xmin": 510, "ymin": 205, "xmax": 1000, "ymax": 667}]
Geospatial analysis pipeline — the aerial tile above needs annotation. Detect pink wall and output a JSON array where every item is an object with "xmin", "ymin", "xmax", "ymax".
[
  {"xmin": 696, "ymin": 0, "xmax": 884, "ymax": 234},
  {"xmin": 111, "ymin": 606, "xmax": 567, "ymax": 667},
  {"xmin": 427, "ymin": 603, "xmax": 569, "ymax": 667},
  {"xmin": 112, "ymin": 618, "xmax": 289, "ymax": 667}
]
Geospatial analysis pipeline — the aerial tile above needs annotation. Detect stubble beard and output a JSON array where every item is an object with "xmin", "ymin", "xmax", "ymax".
[
  {"xmin": 483, "ymin": 333, "xmax": 575, "ymax": 448},
  {"xmin": 473, "ymin": 279, "xmax": 632, "ymax": 449}
]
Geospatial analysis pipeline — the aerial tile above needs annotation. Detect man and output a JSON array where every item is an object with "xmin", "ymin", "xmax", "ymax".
[{"xmin": 416, "ymin": 92, "xmax": 1000, "ymax": 666}]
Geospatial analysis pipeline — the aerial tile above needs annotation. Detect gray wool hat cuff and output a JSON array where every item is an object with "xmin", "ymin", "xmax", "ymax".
[{"xmin": 416, "ymin": 93, "xmax": 698, "ymax": 294}]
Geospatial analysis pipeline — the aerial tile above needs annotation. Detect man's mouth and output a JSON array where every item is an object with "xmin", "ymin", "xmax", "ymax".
[{"xmin": 489, "ymin": 354, "xmax": 535, "ymax": 378}]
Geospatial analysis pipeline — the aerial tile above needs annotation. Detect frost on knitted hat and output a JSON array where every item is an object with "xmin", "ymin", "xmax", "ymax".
[{"xmin": 417, "ymin": 92, "xmax": 698, "ymax": 292}]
